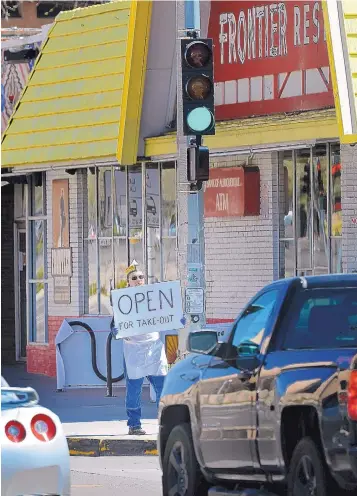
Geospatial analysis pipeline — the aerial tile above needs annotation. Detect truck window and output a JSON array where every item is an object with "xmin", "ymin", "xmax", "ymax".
[
  {"xmin": 232, "ymin": 290, "xmax": 279, "ymax": 349},
  {"xmin": 281, "ymin": 288, "xmax": 357, "ymax": 349}
]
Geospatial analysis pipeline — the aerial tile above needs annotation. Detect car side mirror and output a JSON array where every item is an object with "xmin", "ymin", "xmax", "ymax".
[{"xmin": 187, "ymin": 330, "xmax": 218, "ymax": 355}]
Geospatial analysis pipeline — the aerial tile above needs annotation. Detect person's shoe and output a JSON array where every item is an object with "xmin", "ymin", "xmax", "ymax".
[{"xmin": 128, "ymin": 427, "xmax": 147, "ymax": 435}]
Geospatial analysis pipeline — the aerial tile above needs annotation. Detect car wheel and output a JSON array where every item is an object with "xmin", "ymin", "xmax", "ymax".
[
  {"xmin": 287, "ymin": 437, "xmax": 335, "ymax": 496},
  {"xmin": 162, "ymin": 423, "xmax": 208, "ymax": 496}
]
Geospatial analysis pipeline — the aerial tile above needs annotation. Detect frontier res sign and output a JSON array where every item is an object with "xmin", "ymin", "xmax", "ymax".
[{"xmin": 208, "ymin": 1, "xmax": 334, "ymax": 119}]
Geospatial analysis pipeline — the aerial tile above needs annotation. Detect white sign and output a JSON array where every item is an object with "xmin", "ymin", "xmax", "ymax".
[
  {"xmin": 185, "ymin": 287, "xmax": 205, "ymax": 314},
  {"xmin": 111, "ymin": 280, "xmax": 184, "ymax": 338},
  {"xmin": 128, "ymin": 171, "xmax": 143, "ymax": 228}
]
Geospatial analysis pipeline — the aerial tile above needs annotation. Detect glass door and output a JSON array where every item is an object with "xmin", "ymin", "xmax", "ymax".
[{"xmin": 15, "ymin": 226, "xmax": 27, "ymax": 360}]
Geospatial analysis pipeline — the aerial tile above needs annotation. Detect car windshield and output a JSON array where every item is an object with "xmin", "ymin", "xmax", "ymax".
[{"xmin": 281, "ymin": 287, "xmax": 357, "ymax": 349}]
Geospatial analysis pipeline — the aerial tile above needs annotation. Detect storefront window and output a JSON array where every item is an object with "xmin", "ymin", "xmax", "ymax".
[
  {"xmin": 279, "ymin": 151, "xmax": 295, "ymax": 278},
  {"xmin": 146, "ymin": 164, "xmax": 160, "ymax": 283},
  {"xmin": 161, "ymin": 162, "xmax": 177, "ymax": 281},
  {"xmin": 279, "ymin": 143, "xmax": 342, "ymax": 278},
  {"xmin": 312, "ymin": 145, "xmax": 329, "ymax": 274},
  {"xmin": 83, "ymin": 162, "xmax": 177, "ymax": 314},
  {"xmin": 28, "ymin": 173, "xmax": 48, "ymax": 343},
  {"xmin": 330, "ymin": 144, "xmax": 342, "ymax": 272}
]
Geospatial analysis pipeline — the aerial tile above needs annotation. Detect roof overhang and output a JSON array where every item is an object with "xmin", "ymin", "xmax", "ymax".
[
  {"xmin": 2, "ymin": 1, "xmax": 152, "ymax": 169},
  {"xmin": 145, "ymin": 109, "xmax": 339, "ymax": 159}
]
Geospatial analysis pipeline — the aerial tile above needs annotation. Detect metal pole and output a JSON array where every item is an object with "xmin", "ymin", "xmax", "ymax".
[{"xmin": 177, "ymin": 0, "xmax": 206, "ymax": 356}]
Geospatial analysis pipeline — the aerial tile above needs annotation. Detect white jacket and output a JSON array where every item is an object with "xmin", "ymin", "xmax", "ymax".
[{"xmin": 123, "ymin": 332, "xmax": 168, "ymax": 380}]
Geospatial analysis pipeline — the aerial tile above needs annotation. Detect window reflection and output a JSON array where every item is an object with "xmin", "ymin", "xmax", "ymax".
[
  {"xmin": 312, "ymin": 145, "xmax": 328, "ymax": 273},
  {"xmin": 279, "ymin": 240, "xmax": 295, "ymax": 279},
  {"xmin": 114, "ymin": 167, "xmax": 127, "ymax": 237},
  {"xmin": 35, "ymin": 282, "xmax": 46, "ymax": 343},
  {"xmin": 86, "ymin": 239, "xmax": 99, "ymax": 314},
  {"xmin": 296, "ymin": 149, "xmax": 312, "ymax": 273},
  {"xmin": 98, "ymin": 168, "xmax": 112, "ymax": 237},
  {"xmin": 280, "ymin": 151, "xmax": 294, "ymax": 240},
  {"xmin": 162, "ymin": 163, "xmax": 176, "ymax": 237},
  {"xmin": 146, "ymin": 164, "xmax": 160, "ymax": 283},
  {"xmin": 83, "ymin": 162, "xmax": 178, "ymax": 314},
  {"xmin": 32, "ymin": 177, "xmax": 44, "ymax": 216},
  {"xmin": 331, "ymin": 145, "xmax": 342, "ymax": 237},
  {"xmin": 99, "ymin": 239, "xmax": 112, "ymax": 315},
  {"xmin": 279, "ymin": 143, "xmax": 341, "ymax": 278},
  {"xmin": 114, "ymin": 238, "xmax": 127, "ymax": 288},
  {"xmin": 163, "ymin": 238, "xmax": 177, "ymax": 281},
  {"xmin": 87, "ymin": 170, "xmax": 97, "ymax": 239}
]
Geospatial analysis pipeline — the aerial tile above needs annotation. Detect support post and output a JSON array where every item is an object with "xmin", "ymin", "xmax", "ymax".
[{"xmin": 177, "ymin": 0, "xmax": 206, "ymax": 356}]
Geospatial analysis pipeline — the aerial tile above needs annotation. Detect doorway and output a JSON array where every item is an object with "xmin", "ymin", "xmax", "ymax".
[{"xmin": 14, "ymin": 225, "xmax": 27, "ymax": 361}]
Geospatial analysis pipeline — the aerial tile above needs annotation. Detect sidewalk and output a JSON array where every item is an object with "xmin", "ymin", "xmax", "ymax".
[{"xmin": 2, "ymin": 363, "xmax": 159, "ymax": 457}]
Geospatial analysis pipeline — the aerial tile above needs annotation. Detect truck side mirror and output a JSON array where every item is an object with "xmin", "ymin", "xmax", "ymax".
[
  {"xmin": 187, "ymin": 330, "xmax": 218, "ymax": 355},
  {"xmin": 237, "ymin": 340, "xmax": 260, "ymax": 357}
]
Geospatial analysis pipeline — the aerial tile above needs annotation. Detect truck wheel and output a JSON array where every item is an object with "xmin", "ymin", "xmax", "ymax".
[
  {"xmin": 287, "ymin": 437, "xmax": 334, "ymax": 496},
  {"xmin": 162, "ymin": 423, "xmax": 208, "ymax": 496}
]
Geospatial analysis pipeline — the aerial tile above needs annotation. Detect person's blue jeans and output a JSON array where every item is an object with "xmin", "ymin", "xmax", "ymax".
[{"xmin": 126, "ymin": 375, "xmax": 165, "ymax": 428}]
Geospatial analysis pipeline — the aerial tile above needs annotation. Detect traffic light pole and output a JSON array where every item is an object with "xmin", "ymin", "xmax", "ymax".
[{"xmin": 177, "ymin": 0, "xmax": 206, "ymax": 356}]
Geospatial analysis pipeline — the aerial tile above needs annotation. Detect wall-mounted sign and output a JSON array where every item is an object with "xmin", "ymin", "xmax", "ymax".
[
  {"xmin": 208, "ymin": 0, "xmax": 334, "ymax": 120},
  {"xmin": 51, "ymin": 248, "xmax": 72, "ymax": 277},
  {"xmin": 53, "ymin": 276, "xmax": 71, "ymax": 304},
  {"xmin": 185, "ymin": 287, "xmax": 205, "ymax": 315},
  {"xmin": 204, "ymin": 167, "xmax": 260, "ymax": 217},
  {"xmin": 52, "ymin": 179, "xmax": 71, "ymax": 304}
]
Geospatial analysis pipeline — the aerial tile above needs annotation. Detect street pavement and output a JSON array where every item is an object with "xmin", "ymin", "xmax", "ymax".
[
  {"xmin": 2, "ymin": 363, "xmax": 159, "ymax": 455},
  {"xmin": 71, "ymin": 456, "xmax": 161, "ymax": 495}
]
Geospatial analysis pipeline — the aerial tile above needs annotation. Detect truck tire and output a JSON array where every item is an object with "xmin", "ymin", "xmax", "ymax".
[
  {"xmin": 287, "ymin": 437, "xmax": 335, "ymax": 496},
  {"xmin": 162, "ymin": 423, "xmax": 208, "ymax": 496}
]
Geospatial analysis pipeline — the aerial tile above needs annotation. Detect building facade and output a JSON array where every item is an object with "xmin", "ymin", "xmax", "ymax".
[
  {"xmin": 146, "ymin": 0, "xmax": 357, "ymax": 331},
  {"xmin": 1, "ymin": 0, "xmax": 356, "ymax": 377}
]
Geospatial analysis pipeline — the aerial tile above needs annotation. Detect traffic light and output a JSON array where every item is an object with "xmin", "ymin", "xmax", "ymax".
[
  {"xmin": 187, "ymin": 145, "xmax": 209, "ymax": 182},
  {"xmin": 181, "ymin": 38, "xmax": 215, "ymax": 136}
]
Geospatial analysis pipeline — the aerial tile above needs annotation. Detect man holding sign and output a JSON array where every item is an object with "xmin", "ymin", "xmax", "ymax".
[{"xmin": 112, "ymin": 261, "xmax": 184, "ymax": 435}]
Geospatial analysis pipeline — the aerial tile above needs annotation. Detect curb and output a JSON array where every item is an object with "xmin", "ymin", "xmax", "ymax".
[{"xmin": 67, "ymin": 437, "xmax": 158, "ymax": 457}]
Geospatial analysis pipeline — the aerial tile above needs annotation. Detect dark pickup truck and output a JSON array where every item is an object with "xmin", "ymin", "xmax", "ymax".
[{"xmin": 158, "ymin": 275, "xmax": 357, "ymax": 496}]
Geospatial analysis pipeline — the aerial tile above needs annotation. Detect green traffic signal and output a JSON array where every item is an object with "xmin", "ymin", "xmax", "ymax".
[
  {"xmin": 187, "ymin": 107, "xmax": 215, "ymax": 133},
  {"xmin": 181, "ymin": 38, "xmax": 215, "ymax": 137}
]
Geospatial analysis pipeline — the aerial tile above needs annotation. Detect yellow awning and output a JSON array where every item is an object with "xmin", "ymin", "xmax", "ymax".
[
  {"xmin": 145, "ymin": 109, "xmax": 339, "ymax": 158},
  {"xmin": 2, "ymin": 0, "xmax": 152, "ymax": 168},
  {"xmin": 323, "ymin": 0, "xmax": 357, "ymax": 144}
]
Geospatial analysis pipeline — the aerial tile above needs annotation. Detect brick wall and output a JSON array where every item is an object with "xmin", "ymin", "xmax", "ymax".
[
  {"xmin": 341, "ymin": 144, "xmax": 357, "ymax": 273},
  {"xmin": 27, "ymin": 316, "xmax": 73, "ymax": 376},
  {"xmin": 1, "ymin": 184, "xmax": 16, "ymax": 364},
  {"xmin": 204, "ymin": 152, "xmax": 279, "ymax": 321}
]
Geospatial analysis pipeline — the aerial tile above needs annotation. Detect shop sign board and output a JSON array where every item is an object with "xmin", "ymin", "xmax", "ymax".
[
  {"xmin": 111, "ymin": 280, "xmax": 184, "ymax": 338},
  {"xmin": 204, "ymin": 167, "xmax": 260, "ymax": 217},
  {"xmin": 208, "ymin": 0, "xmax": 334, "ymax": 120}
]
